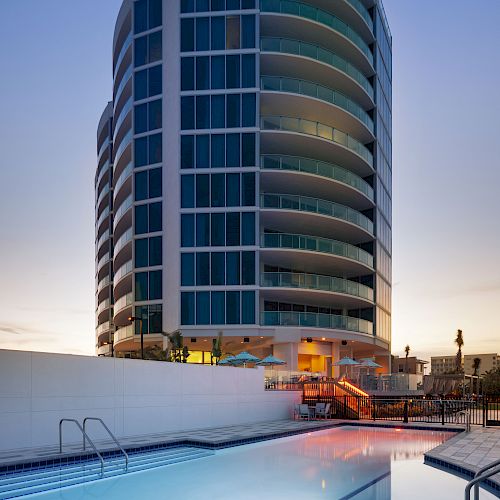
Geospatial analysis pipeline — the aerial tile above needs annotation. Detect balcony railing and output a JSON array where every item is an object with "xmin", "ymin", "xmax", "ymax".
[
  {"xmin": 261, "ymin": 311, "xmax": 373, "ymax": 334},
  {"xmin": 114, "ymin": 227, "xmax": 132, "ymax": 255},
  {"xmin": 261, "ymin": 76, "xmax": 373, "ymax": 132},
  {"xmin": 260, "ymin": 37, "xmax": 373, "ymax": 99},
  {"xmin": 95, "ymin": 321, "xmax": 112, "ymax": 336},
  {"xmin": 346, "ymin": 0, "xmax": 373, "ymax": 32},
  {"xmin": 260, "ymin": 115, "xmax": 373, "ymax": 167},
  {"xmin": 260, "ymin": 232, "xmax": 374, "ymax": 268},
  {"xmin": 114, "ymin": 292, "xmax": 133, "ymax": 314},
  {"xmin": 113, "ymin": 161, "xmax": 133, "ymax": 198},
  {"xmin": 113, "ymin": 31, "xmax": 132, "ymax": 77},
  {"xmin": 114, "ymin": 260, "xmax": 133, "ymax": 283},
  {"xmin": 260, "ymin": 0, "xmax": 373, "ymax": 64},
  {"xmin": 113, "ymin": 129, "xmax": 132, "ymax": 169},
  {"xmin": 261, "ymin": 272, "xmax": 374, "ymax": 301},
  {"xmin": 261, "ymin": 193, "xmax": 374, "ymax": 234},
  {"xmin": 260, "ymin": 155, "xmax": 374, "ymax": 201},
  {"xmin": 113, "ymin": 194, "xmax": 132, "ymax": 230}
]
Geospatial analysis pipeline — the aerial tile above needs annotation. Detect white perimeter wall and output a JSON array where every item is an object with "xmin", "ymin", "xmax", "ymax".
[{"xmin": 0, "ymin": 350, "xmax": 300, "ymax": 452}]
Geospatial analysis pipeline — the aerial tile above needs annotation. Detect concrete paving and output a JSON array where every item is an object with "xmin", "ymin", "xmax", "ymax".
[{"xmin": 425, "ymin": 426, "xmax": 500, "ymax": 491}]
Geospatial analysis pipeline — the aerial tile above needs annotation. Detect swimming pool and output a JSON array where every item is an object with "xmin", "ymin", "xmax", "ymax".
[{"xmin": 10, "ymin": 427, "xmax": 499, "ymax": 499}]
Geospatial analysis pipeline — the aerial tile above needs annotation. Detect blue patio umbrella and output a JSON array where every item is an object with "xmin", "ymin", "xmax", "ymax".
[
  {"xmin": 256, "ymin": 355, "xmax": 287, "ymax": 367},
  {"xmin": 233, "ymin": 351, "xmax": 261, "ymax": 368},
  {"xmin": 218, "ymin": 355, "xmax": 237, "ymax": 366},
  {"xmin": 334, "ymin": 357, "xmax": 361, "ymax": 379}
]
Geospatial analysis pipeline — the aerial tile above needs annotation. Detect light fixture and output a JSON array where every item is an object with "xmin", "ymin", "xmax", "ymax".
[
  {"xmin": 191, "ymin": 338, "xmax": 197, "ymax": 343},
  {"xmin": 306, "ymin": 337, "xmax": 313, "ymax": 343},
  {"xmin": 243, "ymin": 337, "xmax": 250, "ymax": 343},
  {"xmin": 342, "ymin": 340, "xmax": 348, "ymax": 346},
  {"xmin": 321, "ymin": 337, "xmax": 326, "ymax": 341}
]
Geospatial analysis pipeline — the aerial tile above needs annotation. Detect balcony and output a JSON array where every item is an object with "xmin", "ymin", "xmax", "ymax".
[
  {"xmin": 260, "ymin": 0, "xmax": 373, "ymax": 73},
  {"xmin": 260, "ymin": 155, "xmax": 373, "ymax": 209},
  {"xmin": 260, "ymin": 271, "xmax": 374, "ymax": 307},
  {"xmin": 261, "ymin": 311, "xmax": 373, "ymax": 335},
  {"xmin": 260, "ymin": 232, "xmax": 373, "ymax": 277},
  {"xmin": 261, "ymin": 37, "xmax": 373, "ymax": 107},
  {"xmin": 260, "ymin": 116, "xmax": 373, "ymax": 176},
  {"xmin": 261, "ymin": 76, "xmax": 373, "ymax": 140},
  {"xmin": 261, "ymin": 193, "xmax": 373, "ymax": 243}
]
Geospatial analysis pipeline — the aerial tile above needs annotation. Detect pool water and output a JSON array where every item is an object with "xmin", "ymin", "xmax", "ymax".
[{"xmin": 26, "ymin": 427, "xmax": 497, "ymax": 499}]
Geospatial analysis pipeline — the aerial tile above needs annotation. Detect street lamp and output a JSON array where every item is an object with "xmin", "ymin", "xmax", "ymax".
[{"xmin": 128, "ymin": 316, "xmax": 144, "ymax": 360}]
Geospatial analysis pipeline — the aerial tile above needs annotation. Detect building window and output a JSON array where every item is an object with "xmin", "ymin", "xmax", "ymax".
[
  {"xmin": 181, "ymin": 292, "xmax": 195, "ymax": 325},
  {"xmin": 134, "ymin": 31, "xmax": 162, "ymax": 67},
  {"xmin": 211, "ymin": 291, "xmax": 225, "ymax": 324},
  {"xmin": 135, "ymin": 236, "xmax": 162, "ymax": 268},
  {"xmin": 134, "ymin": 65, "xmax": 162, "ymax": 101},
  {"xmin": 135, "ymin": 167, "xmax": 162, "ymax": 201},
  {"xmin": 134, "ymin": 133, "xmax": 162, "ymax": 167},
  {"xmin": 181, "ymin": 214, "xmax": 195, "ymax": 246},
  {"xmin": 134, "ymin": 0, "xmax": 162, "ymax": 34},
  {"xmin": 242, "ymin": 290, "xmax": 255, "ymax": 324},
  {"xmin": 181, "ymin": 253, "xmax": 195, "ymax": 286},
  {"xmin": 134, "ymin": 202, "xmax": 162, "ymax": 234}
]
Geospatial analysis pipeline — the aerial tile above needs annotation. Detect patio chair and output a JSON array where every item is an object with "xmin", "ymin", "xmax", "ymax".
[
  {"xmin": 314, "ymin": 402, "xmax": 326, "ymax": 418},
  {"xmin": 298, "ymin": 404, "xmax": 311, "ymax": 420},
  {"xmin": 316, "ymin": 403, "xmax": 331, "ymax": 419},
  {"xmin": 293, "ymin": 404, "xmax": 301, "ymax": 420}
]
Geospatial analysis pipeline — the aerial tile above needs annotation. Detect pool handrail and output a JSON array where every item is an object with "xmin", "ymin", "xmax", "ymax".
[
  {"xmin": 83, "ymin": 417, "xmax": 129, "ymax": 471},
  {"xmin": 464, "ymin": 459, "xmax": 500, "ymax": 500},
  {"xmin": 59, "ymin": 418, "xmax": 105, "ymax": 477}
]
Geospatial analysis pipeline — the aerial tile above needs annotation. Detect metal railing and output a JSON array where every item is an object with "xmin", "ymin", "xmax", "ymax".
[
  {"xmin": 83, "ymin": 417, "xmax": 128, "ymax": 471},
  {"xmin": 465, "ymin": 458, "xmax": 500, "ymax": 499},
  {"xmin": 59, "ymin": 419, "xmax": 105, "ymax": 477}
]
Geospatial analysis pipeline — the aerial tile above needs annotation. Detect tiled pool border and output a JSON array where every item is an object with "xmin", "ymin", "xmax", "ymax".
[{"xmin": 0, "ymin": 421, "xmax": 462, "ymax": 477}]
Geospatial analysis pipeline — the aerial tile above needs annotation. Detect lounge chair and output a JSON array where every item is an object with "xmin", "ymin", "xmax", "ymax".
[
  {"xmin": 316, "ymin": 403, "xmax": 331, "ymax": 419},
  {"xmin": 314, "ymin": 402, "xmax": 326, "ymax": 418}
]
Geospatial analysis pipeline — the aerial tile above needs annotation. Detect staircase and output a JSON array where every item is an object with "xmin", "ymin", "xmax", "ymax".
[{"xmin": 0, "ymin": 446, "xmax": 213, "ymax": 499}]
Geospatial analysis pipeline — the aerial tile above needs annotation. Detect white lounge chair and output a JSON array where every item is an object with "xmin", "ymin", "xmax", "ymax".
[{"xmin": 298, "ymin": 404, "xmax": 311, "ymax": 420}]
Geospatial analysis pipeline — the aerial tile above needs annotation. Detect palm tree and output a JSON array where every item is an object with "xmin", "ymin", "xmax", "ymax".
[
  {"xmin": 404, "ymin": 345, "xmax": 410, "ymax": 373},
  {"xmin": 164, "ymin": 330, "xmax": 190, "ymax": 362},
  {"xmin": 472, "ymin": 357, "xmax": 481, "ymax": 395},
  {"xmin": 455, "ymin": 329, "xmax": 464, "ymax": 373},
  {"xmin": 211, "ymin": 331, "xmax": 223, "ymax": 365}
]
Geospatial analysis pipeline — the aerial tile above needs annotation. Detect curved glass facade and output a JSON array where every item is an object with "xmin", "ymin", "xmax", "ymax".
[{"xmin": 97, "ymin": 0, "xmax": 392, "ymax": 374}]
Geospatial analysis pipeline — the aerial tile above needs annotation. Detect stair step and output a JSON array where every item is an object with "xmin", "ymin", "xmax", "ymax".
[{"xmin": 0, "ymin": 448, "xmax": 213, "ymax": 499}]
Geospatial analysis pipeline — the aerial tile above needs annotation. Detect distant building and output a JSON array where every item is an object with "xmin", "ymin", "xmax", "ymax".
[
  {"xmin": 431, "ymin": 355, "xmax": 460, "ymax": 375},
  {"xmin": 464, "ymin": 354, "xmax": 498, "ymax": 376},
  {"xmin": 391, "ymin": 356, "xmax": 427, "ymax": 375}
]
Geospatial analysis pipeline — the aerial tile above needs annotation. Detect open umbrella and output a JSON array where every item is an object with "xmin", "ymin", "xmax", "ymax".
[
  {"xmin": 334, "ymin": 357, "xmax": 361, "ymax": 379},
  {"xmin": 218, "ymin": 355, "xmax": 237, "ymax": 366},
  {"xmin": 233, "ymin": 351, "xmax": 261, "ymax": 368},
  {"xmin": 256, "ymin": 355, "xmax": 287, "ymax": 385},
  {"xmin": 360, "ymin": 359, "xmax": 382, "ymax": 368}
]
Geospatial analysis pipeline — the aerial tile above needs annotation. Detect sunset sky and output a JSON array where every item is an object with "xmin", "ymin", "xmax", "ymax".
[{"xmin": 0, "ymin": 0, "xmax": 498, "ymax": 360}]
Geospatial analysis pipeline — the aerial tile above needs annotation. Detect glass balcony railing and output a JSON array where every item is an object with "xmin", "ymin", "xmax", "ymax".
[
  {"xmin": 113, "ymin": 194, "xmax": 132, "ymax": 229},
  {"xmin": 346, "ymin": 0, "xmax": 373, "ymax": 32},
  {"xmin": 95, "ymin": 160, "xmax": 110, "ymax": 188},
  {"xmin": 114, "ymin": 65, "xmax": 132, "ymax": 109},
  {"xmin": 96, "ymin": 297, "xmax": 112, "ymax": 316},
  {"xmin": 97, "ymin": 137, "xmax": 110, "ymax": 161},
  {"xmin": 260, "ymin": 155, "xmax": 374, "ymax": 201},
  {"xmin": 96, "ymin": 182, "xmax": 110, "ymax": 207},
  {"xmin": 261, "ymin": 193, "xmax": 374, "ymax": 234},
  {"xmin": 95, "ymin": 206, "xmax": 110, "ymax": 233},
  {"xmin": 260, "ymin": 232, "xmax": 374, "ymax": 268},
  {"xmin": 96, "ymin": 321, "xmax": 112, "ymax": 336},
  {"xmin": 260, "ymin": 0, "xmax": 373, "ymax": 64},
  {"xmin": 114, "ymin": 32, "xmax": 132, "ymax": 77},
  {"xmin": 261, "ymin": 272, "xmax": 374, "ymax": 301},
  {"xmin": 112, "ymin": 97, "xmax": 132, "ymax": 144},
  {"xmin": 114, "ymin": 227, "xmax": 133, "ymax": 255},
  {"xmin": 261, "ymin": 311, "xmax": 373, "ymax": 334},
  {"xmin": 97, "ymin": 274, "xmax": 111, "ymax": 293},
  {"xmin": 96, "ymin": 252, "xmax": 111, "ymax": 272},
  {"xmin": 261, "ymin": 76, "xmax": 373, "ymax": 132},
  {"xmin": 113, "ymin": 129, "xmax": 132, "ymax": 170},
  {"xmin": 260, "ymin": 37, "xmax": 373, "ymax": 99},
  {"xmin": 114, "ymin": 323, "xmax": 134, "ymax": 343},
  {"xmin": 114, "ymin": 292, "xmax": 133, "ymax": 313},
  {"xmin": 114, "ymin": 161, "xmax": 133, "ymax": 197},
  {"xmin": 96, "ymin": 230, "xmax": 110, "ymax": 251},
  {"xmin": 260, "ymin": 115, "xmax": 373, "ymax": 167},
  {"xmin": 114, "ymin": 260, "xmax": 133, "ymax": 283}
]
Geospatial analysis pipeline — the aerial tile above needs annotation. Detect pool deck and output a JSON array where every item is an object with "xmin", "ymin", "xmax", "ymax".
[{"xmin": 424, "ymin": 426, "xmax": 500, "ymax": 492}]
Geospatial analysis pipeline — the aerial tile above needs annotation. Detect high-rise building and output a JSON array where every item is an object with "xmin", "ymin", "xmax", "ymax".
[
  {"xmin": 430, "ymin": 356, "xmax": 459, "ymax": 375},
  {"xmin": 95, "ymin": 0, "xmax": 393, "ymax": 375}
]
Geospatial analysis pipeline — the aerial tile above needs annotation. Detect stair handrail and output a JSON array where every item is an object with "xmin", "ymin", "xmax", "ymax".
[
  {"xmin": 59, "ymin": 419, "xmax": 104, "ymax": 477},
  {"xmin": 465, "ymin": 460, "xmax": 500, "ymax": 500},
  {"xmin": 83, "ymin": 417, "xmax": 129, "ymax": 471}
]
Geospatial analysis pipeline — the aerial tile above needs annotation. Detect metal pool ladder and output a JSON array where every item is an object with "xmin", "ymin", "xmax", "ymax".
[
  {"xmin": 464, "ymin": 457, "xmax": 500, "ymax": 500},
  {"xmin": 83, "ymin": 417, "xmax": 129, "ymax": 471},
  {"xmin": 59, "ymin": 419, "xmax": 105, "ymax": 477}
]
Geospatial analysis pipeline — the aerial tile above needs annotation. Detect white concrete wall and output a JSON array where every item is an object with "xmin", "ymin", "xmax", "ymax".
[{"xmin": 0, "ymin": 350, "xmax": 300, "ymax": 452}]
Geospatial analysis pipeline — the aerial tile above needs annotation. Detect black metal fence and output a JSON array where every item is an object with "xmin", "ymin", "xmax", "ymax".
[{"xmin": 302, "ymin": 389, "xmax": 500, "ymax": 426}]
